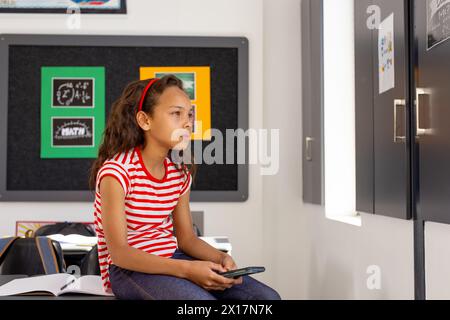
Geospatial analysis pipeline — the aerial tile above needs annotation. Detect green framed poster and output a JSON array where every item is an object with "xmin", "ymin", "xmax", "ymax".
[{"xmin": 41, "ymin": 66, "xmax": 105, "ymax": 159}]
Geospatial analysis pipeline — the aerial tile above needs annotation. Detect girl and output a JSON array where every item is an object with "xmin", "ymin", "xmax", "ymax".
[{"xmin": 89, "ymin": 75, "xmax": 281, "ymax": 300}]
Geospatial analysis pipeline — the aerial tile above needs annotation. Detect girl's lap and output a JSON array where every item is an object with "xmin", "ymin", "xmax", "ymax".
[
  {"xmin": 109, "ymin": 249, "xmax": 281, "ymax": 300},
  {"xmin": 109, "ymin": 264, "xmax": 216, "ymax": 300}
]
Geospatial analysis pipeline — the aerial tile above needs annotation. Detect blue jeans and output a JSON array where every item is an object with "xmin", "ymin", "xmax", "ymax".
[{"xmin": 109, "ymin": 249, "xmax": 282, "ymax": 300}]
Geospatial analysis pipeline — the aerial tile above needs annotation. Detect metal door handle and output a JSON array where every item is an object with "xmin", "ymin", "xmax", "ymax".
[
  {"xmin": 416, "ymin": 88, "xmax": 433, "ymax": 137},
  {"xmin": 306, "ymin": 137, "xmax": 314, "ymax": 161},
  {"xmin": 394, "ymin": 99, "xmax": 406, "ymax": 143}
]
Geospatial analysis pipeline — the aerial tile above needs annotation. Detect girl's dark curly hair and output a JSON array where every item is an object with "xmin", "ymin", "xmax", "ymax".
[{"xmin": 89, "ymin": 75, "xmax": 197, "ymax": 190}]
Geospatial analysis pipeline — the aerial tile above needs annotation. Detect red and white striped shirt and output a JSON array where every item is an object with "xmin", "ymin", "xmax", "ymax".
[{"xmin": 93, "ymin": 147, "xmax": 192, "ymax": 292}]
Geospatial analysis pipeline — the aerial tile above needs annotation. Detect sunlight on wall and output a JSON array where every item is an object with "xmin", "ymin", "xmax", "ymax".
[{"xmin": 323, "ymin": 0, "xmax": 360, "ymax": 226}]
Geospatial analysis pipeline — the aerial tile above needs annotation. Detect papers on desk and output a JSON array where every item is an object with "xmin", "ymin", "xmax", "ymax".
[
  {"xmin": 45, "ymin": 234, "xmax": 232, "ymax": 254},
  {"xmin": 47, "ymin": 234, "xmax": 97, "ymax": 252},
  {"xmin": 199, "ymin": 236, "xmax": 232, "ymax": 254}
]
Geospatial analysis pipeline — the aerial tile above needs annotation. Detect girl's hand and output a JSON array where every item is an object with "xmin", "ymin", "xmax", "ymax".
[
  {"xmin": 220, "ymin": 253, "xmax": 243, "ymax": 285},
  {"xmin": 186, "ymin": 260, "xmax": 236, "ymax": 291}
]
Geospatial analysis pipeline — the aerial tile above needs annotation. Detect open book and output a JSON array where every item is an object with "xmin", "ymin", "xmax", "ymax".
[{"xmin": 0, "ymin": 274, "xmax": 114, "ymax": 297}]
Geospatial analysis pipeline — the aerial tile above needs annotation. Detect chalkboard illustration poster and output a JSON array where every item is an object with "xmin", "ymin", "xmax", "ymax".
[
  {"xmin": 140, "ymin": 67, "xmax": 212, "ymax": 141},
  {"xmin": 427, "ymin": 0, "xmax": 450, "ymax": 50},
  {"xmin": 41, "ymin": 67, "xmax": 105, "ymax": 158},
  {"xmin": 378, "ymin": 13, "xmax": 395, "ymax": 94}
]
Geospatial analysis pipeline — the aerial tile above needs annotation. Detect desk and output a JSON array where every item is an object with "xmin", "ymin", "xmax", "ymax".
[{"xmin": 0, "ymin": 238, "xmax": 231, "ymax": 300}]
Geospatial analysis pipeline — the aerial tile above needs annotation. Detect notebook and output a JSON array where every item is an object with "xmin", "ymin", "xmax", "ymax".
[{"xmin": 0, "ymin": 274, "xmax": 114, "ymax": 297}]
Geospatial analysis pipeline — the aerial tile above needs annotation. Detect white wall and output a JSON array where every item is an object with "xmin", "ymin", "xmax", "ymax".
[
  {"xmin": 0, "ymin": 0, "xmax": 273, "ymax": 290},
  {"xmin": 323, "ymin": 0, "xmax": 356, "ymax": 223},
  {"xmin": 262, "ymin": 0, "xmax": 308, "ymax": 299},
  {"xmin": 425, "ymin": 222, "xmax": 450, "ymax": 299}
]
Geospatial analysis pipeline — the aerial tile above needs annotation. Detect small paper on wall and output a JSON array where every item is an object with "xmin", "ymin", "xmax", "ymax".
[{"xmin": 378, "ymin": 13, "xmax": 395, "ymax": 94}]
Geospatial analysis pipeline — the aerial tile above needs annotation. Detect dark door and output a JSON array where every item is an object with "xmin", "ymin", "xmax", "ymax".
[
  {"xmin": 372, "ymin": 0, "xmax": 411, "ymax": 219},
  {"xmin": 355, "ymin": 0, "xmax": 410, "ymax": 219},
  {"xmin": 415, "ymin": 0, "xmax": 450, "ymax": 224},
  {"xmin": 302, "ymin": 0, "xmax": 324, "ymax": 205}
]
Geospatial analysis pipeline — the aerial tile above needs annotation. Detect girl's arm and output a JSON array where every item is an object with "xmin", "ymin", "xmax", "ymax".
[
  {"xmin": 173, "ymin": 189, "xmax": 228, "ymax": 265},
  {"xmin": 100, "ymin": 176, "xmax": 191, "ymax": 278}
]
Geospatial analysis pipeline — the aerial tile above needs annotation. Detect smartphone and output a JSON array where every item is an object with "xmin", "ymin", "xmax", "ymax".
[{"xmin": 218, "ymin": 266, "xmax": 265, "ymax": 279}]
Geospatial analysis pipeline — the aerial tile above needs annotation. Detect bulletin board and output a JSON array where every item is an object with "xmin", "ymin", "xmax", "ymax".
[{"xmin": 0, "ymin": 34, "xmax": 249, "ymax": 202}]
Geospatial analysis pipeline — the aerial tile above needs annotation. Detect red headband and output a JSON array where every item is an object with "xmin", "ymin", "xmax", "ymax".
[{"xmin": 138, "ymin": 78, "xmax": 160, "ymax": 113}]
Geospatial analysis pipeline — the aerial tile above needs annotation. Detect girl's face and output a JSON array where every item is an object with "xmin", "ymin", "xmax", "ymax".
[{"xmin": 146, "ymin": 86, "xmax": 194, "ymax": 150}]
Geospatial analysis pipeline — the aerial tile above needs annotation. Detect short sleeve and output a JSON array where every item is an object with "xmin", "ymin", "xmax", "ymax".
[
  {"xmin": 96, "ymin": 161, "xmax": 130, "ymax": 195},
  {"xmin": 180, "ymin": 170, "xmax": 192, "ymax": 196}
]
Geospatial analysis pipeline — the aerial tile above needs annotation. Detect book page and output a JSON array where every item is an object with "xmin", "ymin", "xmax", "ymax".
[
  {"xmin": 0, "ymin": 274, "xmax": 73, "ymax": 296},
  {"xmin": 60, "ymin": 275, "xmax": 114, "ymax": 296}
]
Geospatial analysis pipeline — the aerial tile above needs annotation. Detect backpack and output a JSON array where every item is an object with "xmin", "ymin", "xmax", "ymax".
[
  {"xmin": 34, "ymin": 222, "xmax": 100, "ymax": 276},
  {"xmin": 0, "ymin": 236, "xmax": 66, "ymax": 275}
]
